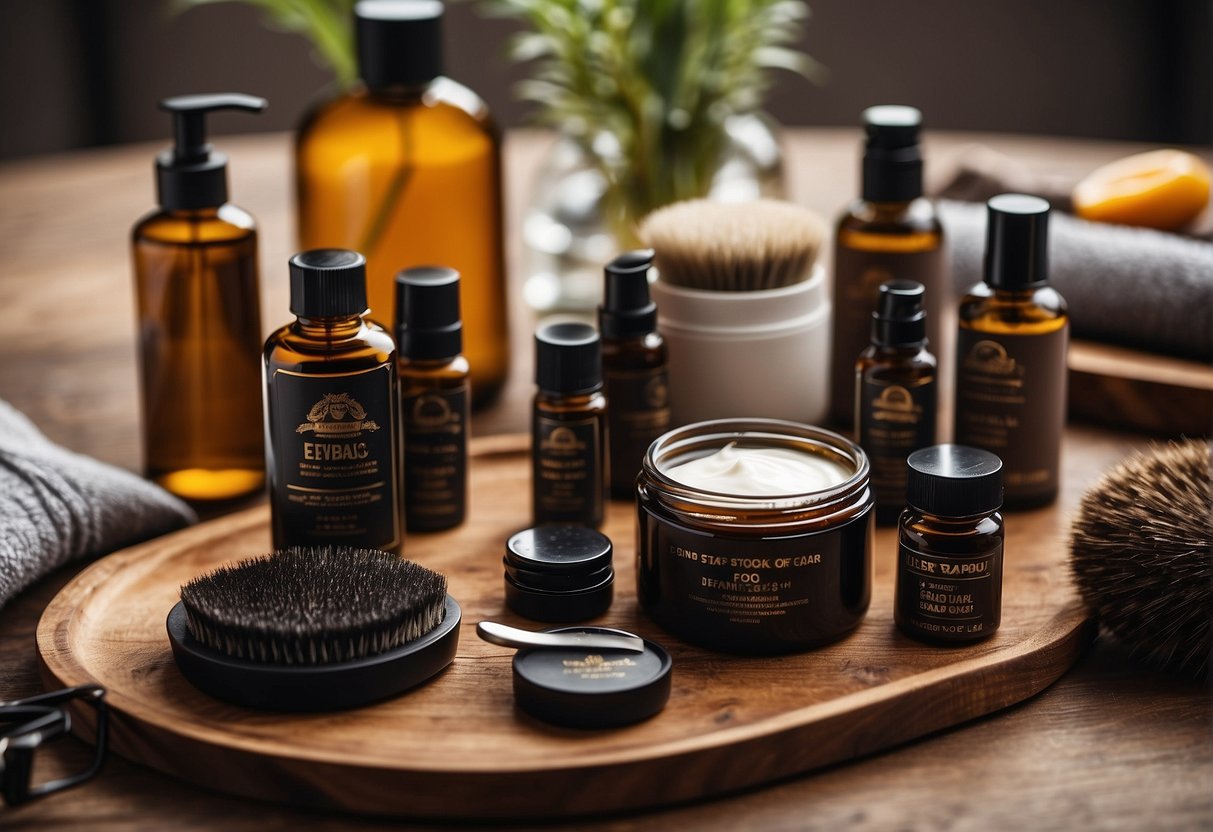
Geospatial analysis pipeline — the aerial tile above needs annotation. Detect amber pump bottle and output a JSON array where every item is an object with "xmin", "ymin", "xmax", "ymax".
[
  {"xmin": 856, "ymin": 280, "xmax": 937, "ymax": 524},
  {"xmin": 396, "ymin": 266, "xmax": 469, "ymax": 532},
  {"xmin": 831, "ymin": 105, "xmax": 947, "ymax": 428},
  {"xmin": 131, "ymin": 93, "xmax": 267, "ymax": 502},
  {"xmin": 599, "ymin": 250, "xmax": 670, "ymax": 499},
  {"xmin": 264, "ymin": 249, "xmax": 402, "ymax": 552},
  {"xmin": 295, "ymin": 0, "xmax": 508, "ymax": 409},
  {"xmin": 532, "ymin": 323, "xmax": 607, "ymax": 527},
  {"xmin": 955, "ymin": 194, "xmax": 1068, "ymax": 508}
]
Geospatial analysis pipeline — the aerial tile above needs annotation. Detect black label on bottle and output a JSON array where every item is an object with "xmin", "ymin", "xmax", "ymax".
[
  {"xmin": 402, "ymin": 385, "xmax": 468, "ymax": 531},
  {"xmin": 858, "ymin": 376, "xmax": 936, "ymax": 511},
  {"xmin": 533, "ymin": 413, "xmax": 603, "ymax": 525},
  {"xmin": 271, "ymin": 364, "xmax": 400, "ymax": 550},
  {"xmin": 606, "ymin": 366, "xmax": 670, "ymax": 497},
  {"xmin": 830, "ymin": 244, "xmax": 947, "ymax": 425},
  {"xmin": 954, "ymin": 326, "xmax": 1068, "ymax": 504},
  {"xmin": 896, "ymin": 540, "xmax": 1002, "ymax": 641}
]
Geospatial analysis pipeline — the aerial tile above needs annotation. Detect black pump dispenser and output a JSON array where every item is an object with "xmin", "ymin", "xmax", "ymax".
[
  {"xmin": 600, "ymin": 249, "xmax": 657, "ymax": 338},
  {"xmin": 861, "ymin": 105, "xmax": 923, "ymax": 203},
  {"xmin": 156, "ymin": 93, "xmax": 267, "ymax": 211},
  {"xmin": 871, "ymin": 280, "xmax": 927, "ymax": 348}
]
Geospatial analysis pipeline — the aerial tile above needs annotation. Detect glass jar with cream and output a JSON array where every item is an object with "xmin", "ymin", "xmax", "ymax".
[{"xmin": 636, "ymin": 419, "xmax": 873, "ymax": 654}]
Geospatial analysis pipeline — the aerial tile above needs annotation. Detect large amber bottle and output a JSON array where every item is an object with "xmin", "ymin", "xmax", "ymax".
[
  {"xmin": 831, "ymin": 106, "xmax": 947, "ymax": 428},
  {"xmin": 296, "ymin": 0, "xmax": 508, "ymax": 408},
  {"xmin": 131, "ymin": 94, "xmax": 267, "ymax": 502},
  {"xmin": 955, "ymin": 195, "xmax": 1068, "ymax": 508}
]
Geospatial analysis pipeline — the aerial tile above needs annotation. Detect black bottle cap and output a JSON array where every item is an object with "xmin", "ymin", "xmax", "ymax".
[
  {"xmin": 871, "ymin": 280, "xmax": 927, "ymax": 347},
  {"xmin": 512, "ymin": 626, "xmax": 672, "ymax": 728},
  {"xmin": 906, "ymin": 444, "xmax": 1003, "ymax": 517},
  {"xmin": 861, "ymin": 105, "xmax": 923, "ymax": 203},
  {"xmin": 984, "ymin": 193, "xmax": 1051, "ymax": 290},
  {"xmin": 289, "ymin": 249, "xmax": 369, "ymax": 318},
  {"xmin": 599, "ymin": 250, "xmax": 657, "ymax": 338},
  {"xmin": 535, "ymin": 322, "xmax": 601, "ymax": 395},
  {"xmin": 155, "ymin": 94, "xmax": 266, "ymax": 211},
  {"xmin": 355, "ymin": 0, "xmax": 444, "ymax": 90},
  {"xmin": 395, "ymin": 266, "xmax": 462, "ymax": 359}
]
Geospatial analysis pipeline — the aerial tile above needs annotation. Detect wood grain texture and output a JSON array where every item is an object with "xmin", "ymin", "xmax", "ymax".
[{"xmin": 36, "ymin": 433, "xmax": 1099, "ymax": 820}]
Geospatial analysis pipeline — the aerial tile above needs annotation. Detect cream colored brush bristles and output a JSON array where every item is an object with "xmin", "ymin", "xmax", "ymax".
[{"xmin": 640, "ymin": 199, "xmax": 827, "ymax": 291}]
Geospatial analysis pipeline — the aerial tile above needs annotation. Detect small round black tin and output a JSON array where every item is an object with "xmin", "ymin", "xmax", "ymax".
[
  {"xmin": 504, "ymin": 526, "xmax": 614, "ymax": 622},
  {"xmin": 512, "ymin": 626, "xmax": 672, "ymax": 729}
]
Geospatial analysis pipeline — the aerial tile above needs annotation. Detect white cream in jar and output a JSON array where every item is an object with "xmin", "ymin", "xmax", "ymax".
[{"xmin": 662, "ymin": 442, "xmax": 852, "ymax": 496}]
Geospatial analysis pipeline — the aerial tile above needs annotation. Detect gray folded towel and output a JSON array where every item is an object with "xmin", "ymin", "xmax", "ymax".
[
  {"xmin": 0, "ymin": 400, "xmax": 197, "ymax": 609},
  {"xmin": 940, "ymin": 200, "xmax": 1213, "ymax": 362}
]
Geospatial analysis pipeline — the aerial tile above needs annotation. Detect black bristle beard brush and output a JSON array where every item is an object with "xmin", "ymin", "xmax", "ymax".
[
  {"xmin": 1068, "ymin": 441, "xmax": 1212, "ymax": 679},
  {"xmin": 167, "ymin": 547, "xmax": 461, "ymax": 711}
]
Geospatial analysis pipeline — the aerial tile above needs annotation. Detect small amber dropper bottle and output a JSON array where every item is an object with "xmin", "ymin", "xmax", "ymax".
[
  {"xmin": 831, "ymin": 105, "xmax": 947, "ymax": 428},
  {"xmin": 532, "ymin": 322, "xmax": 607, "ymax": 527},
  {"xmin": 599, "ymin": 250, "xmax": 670, "ymax": 500},
  {"xmin": 856, "ymin": 280, "xmax": 937, "ymax": 524},
  {"xmin": 955, "ymin": 194, "xmax": 1068, "ymax": 508},
  {"xmin": 396, "ymin": 266, "xmax": 469, "ymax": 532},
  {"xmin": 263, "ymin": 249, "xmax": 403, "ymax": 552},
  {"xmin": 131, "ymin": 93, "xmax": 267, "ymax": 502}
]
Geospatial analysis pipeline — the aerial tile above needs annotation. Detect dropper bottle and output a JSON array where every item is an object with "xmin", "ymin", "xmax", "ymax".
[
  {"xmin": 396, "ymin": 266, "xmax": 469, "ymax": 532},
  {"xmin": 856, "ymin": 280, "xmax": 938, "ymax": 524},
  {"xmin": 131, "ymin": 93, "xmax": 267, "ymax": 502},
  {"xmin": 599, "ymin": 250, "xmax": 670, "ymax": 499}
]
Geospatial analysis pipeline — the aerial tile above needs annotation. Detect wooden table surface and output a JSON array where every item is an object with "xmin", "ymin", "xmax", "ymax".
[{"xmin": 0, "ymin": 129, "xmax": 1210, "ymax": 830}]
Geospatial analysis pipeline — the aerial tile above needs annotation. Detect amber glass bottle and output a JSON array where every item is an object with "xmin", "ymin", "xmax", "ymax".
[
  {"xmin": 831, "ymin": 105, "xmax": 947, "ymax": 428},
  {"xmin": 132, "ymin": 94, "xmax": 267, "ymax": 502},
  {"xmin": 533, "ymin": 323, "xmax": 607, "ymax": 527},
  {"xmin": 264, "ymin": 249, "xmax": 403, "ymax": 552},
  {"xmin": 955, "ymin": 195, "xmax": 1068, "ymax": 508},
  {"xmin": 896, "ymin": 444, "xmax": 1004, "ymax": 644},
  {"xmin": 396, "ymin": 266, "xmax": 469, "ymax": 532},
  {"xmin": 599, "ymin": 250, "xmax": 670, "ymax": 499},
  {"xmin": 856, "ymin": 280, "xmax": 937, "ymax": 525},
  {"xmin": 295, "ymin": 1, "xmax": 508, "ymax": 408}
]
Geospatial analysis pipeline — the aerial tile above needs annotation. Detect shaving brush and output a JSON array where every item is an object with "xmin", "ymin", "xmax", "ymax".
[
  {"xmin": 1068, "ymin": 441, "xmax": 1212, "ymax": 678},
  {"xmin": 640, "ymin": 199, "xmax": 826, "ymax": 291}
]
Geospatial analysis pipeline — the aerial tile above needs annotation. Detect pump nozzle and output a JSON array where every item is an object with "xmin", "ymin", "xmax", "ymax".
[{"xmin": 155, "ymin": 93, "xmax": 267, "ymax": 211}]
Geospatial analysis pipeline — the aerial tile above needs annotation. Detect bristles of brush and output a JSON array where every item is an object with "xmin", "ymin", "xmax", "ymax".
[
  {"xmin": 639, "ymin": 199, "xmax": 826, "ymax": 292},
  {"xmin": 1068, "ymin": 441, "xmax": 1212, "ymax": 679},
  {"xmin": 179, "ymin": 547, "xmax": 447, "ymax": 666}
]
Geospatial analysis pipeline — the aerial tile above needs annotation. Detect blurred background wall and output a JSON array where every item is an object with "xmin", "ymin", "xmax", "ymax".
[{"xmin": 1, "ymin": 0, "xmax": 1210, "ymax": 159}]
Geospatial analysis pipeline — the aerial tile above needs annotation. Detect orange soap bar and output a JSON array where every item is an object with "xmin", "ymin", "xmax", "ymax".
[{"xmin": 1072, "ymin": 149, "xmax": 1210, "ymax": 230}]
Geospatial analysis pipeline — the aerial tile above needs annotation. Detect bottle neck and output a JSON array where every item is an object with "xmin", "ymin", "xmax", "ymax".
[
  {"xmin": 294, "ymin": 315, "xmax": 366, "ymax": 339},
  {"xmin": 365, "ymin": 81, "xmax": 431, "ymax": 104},
  {"xmin": 536, "ymin": 388, "xmax": 602, "ymax": 406}
]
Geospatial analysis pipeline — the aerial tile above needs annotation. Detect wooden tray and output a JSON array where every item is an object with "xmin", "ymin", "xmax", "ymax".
[{"xmin": 38, "ymin": 434, "xmax": 1095, "ymax": 820}]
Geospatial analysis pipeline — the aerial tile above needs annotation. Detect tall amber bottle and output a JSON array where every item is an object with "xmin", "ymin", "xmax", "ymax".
[
  {"xmin": 856, "ymin": 280, "xmax": 937, "ymax": 525},
  {"xmin": 831, "ymin": 105, "xmax": 947, "ymax": 428},
  {"xmin": 396, "ymin": 266, "xmax": 469, "ymax": 532},
  {"xmin": 131, "ymin": 94, "xmax": 267, "ymax": 502},
  {"xmin": 599, "ymin": 250, "xmax": 670, "ymax": 499},
  {"xmin": 295, "ymin": 0, "xmax": 508, "ymax": 408},
  {"xmin": 264, "ymin": 249, "xmax": 403, "ymax": 552},
  {"xmin": 955, "ymin": 195, "xmax": 1068, "ymax": 508},
  {"xmin": 532, "ymin": 323, "xmax": 607, "ymax": 527}
]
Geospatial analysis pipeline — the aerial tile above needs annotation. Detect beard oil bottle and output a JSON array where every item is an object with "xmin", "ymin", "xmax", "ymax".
[
  {"xmin": 263, "ymin": 249, "xmax": 403, "ymax": 552},
  {"xmin": 856, "ymin": 280, "xmax": 937, "ymax": 525},
  {"xmin": 831, "ymin": 105, "xmax": 947, "ymax": 429},
  {"xmin": 599, "ymin": 250, "xmax": 670, "ymax": 499},
  {"xmin": 295, "ymin": 0, "xmax": 509, "ymax": 408},
  {"xmin": 396, "ymin": 266, "xmax": 469, "ymax": 532},
  {"xmin": 532, "ymin": 322, "xmax": 607, "ymax": 527},
  {"xmin": 132, "ymin": 94, "xmax": 267, "ymax": 502},
  {"xmin": 955, "ymin": 194, "xmax": 1068, "ymax": 508}
]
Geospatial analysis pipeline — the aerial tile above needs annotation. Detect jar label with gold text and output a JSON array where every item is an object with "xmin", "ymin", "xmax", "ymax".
[
  {"xmin": 271, "ymin": 364, "xmax": 399, "ymax": 549},
  {"xmin": 402, "ymin": 385, "xmax": 467, "ymax": 529},
  {"xmin": 954, "ymin": 326, "xmax": 1067, "ymax": 502},
  {"xmin": 896, "ymin": 541, "xmax": 1003, "ymax": 638}
]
